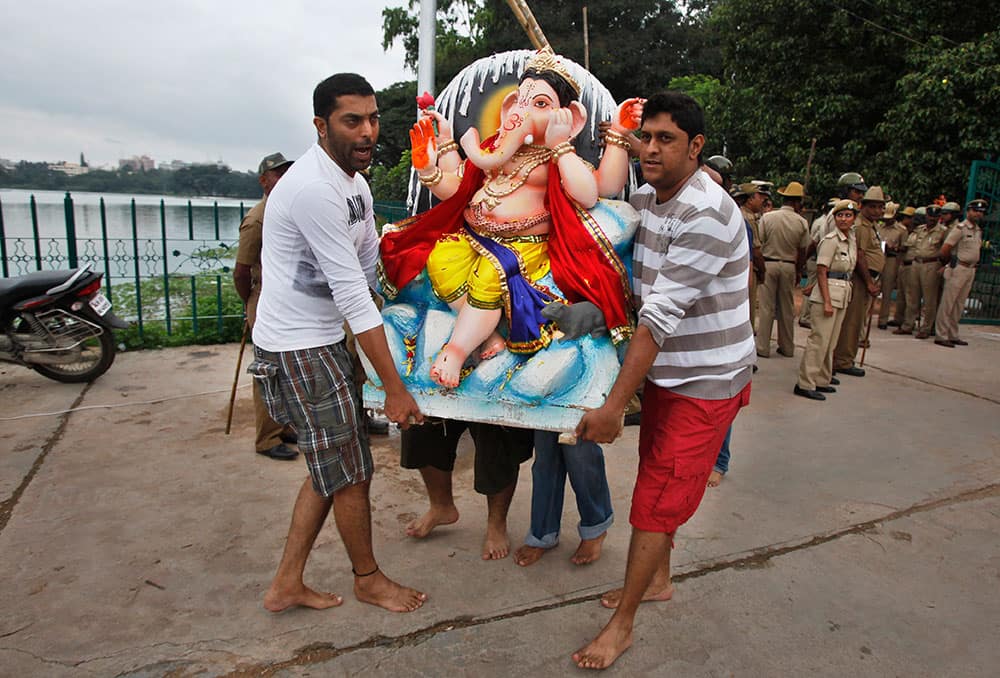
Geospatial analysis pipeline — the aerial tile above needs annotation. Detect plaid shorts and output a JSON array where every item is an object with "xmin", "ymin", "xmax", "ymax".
[{"xmin": 248, "ymin": 342, "xmax": 371, "ymax": 497}]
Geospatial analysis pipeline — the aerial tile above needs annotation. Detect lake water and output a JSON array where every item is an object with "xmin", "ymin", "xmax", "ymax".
[
  {"xmin": 0, "ymin": 189, "xmax": 256, "ymax": 278},
  {"xmin": 0, "ymin": 188, "xmax": 252, "ymax": 241}
]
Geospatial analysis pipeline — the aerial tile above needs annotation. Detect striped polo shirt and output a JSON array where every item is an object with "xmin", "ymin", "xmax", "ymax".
[{"xmin": 629, "ymin": 170, "xmax": 756, "ymax": 399}]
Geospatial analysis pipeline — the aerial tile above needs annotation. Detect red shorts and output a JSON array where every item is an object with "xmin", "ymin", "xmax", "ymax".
[{"xmin": 630, "ymin": 381, "xmax": 751, "ymax": 534}]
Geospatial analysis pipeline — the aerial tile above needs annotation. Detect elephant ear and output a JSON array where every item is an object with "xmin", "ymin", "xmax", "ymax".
[
  {"xmin": 498, "ymin": 90, "xmax": 519, "ymax": 131},
  {"xmin": 567, "ymin": 100, "xmax": 588, "ymax": 141}
]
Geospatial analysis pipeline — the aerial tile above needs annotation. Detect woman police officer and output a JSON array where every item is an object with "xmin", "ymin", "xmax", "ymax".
[{"xmin": 795, "ymin": 200, "xmax": 859, "ymax": 401}]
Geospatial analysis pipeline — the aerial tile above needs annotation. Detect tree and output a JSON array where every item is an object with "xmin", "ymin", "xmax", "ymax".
[
  {"xmin": 874, "ymin": 31, "xmax": 1000, "ymax": 202},
  {"xmin": 382, "ymin": 1, "xmax": 722, "ymax": 102},
  {"xmin": 710, "ymin": 0, "xmax": 1000, "ymax": 201},
  {"xmin": 375, "ymin": 80, "xmax": 418, "ymax": 172}
]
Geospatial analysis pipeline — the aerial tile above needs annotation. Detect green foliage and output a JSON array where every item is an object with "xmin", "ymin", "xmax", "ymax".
[
  {"xmin": 710, "ymin": 0, "xmax": 1000, "ymax": 204},
  {"xmin": 110, "ymin": 273, "xmax": 244, "ymax": 350},
  {"xmin": 371, "ymin": 150, "xmax": 415, "ymax": 203},
  {"xmin": 0, "ymin": 162, "xmax": 262, "ymax": 199},
  {"xmin": 375, "ymin": 80, "xmax": 418, "ymax": 171},
  {"xmin": 874, "ymin": 31, "xmax": 1000, "ymax": 202},
  {"xmin": 382, "ymin": 0, "xmax": 722, "ymax": 101}
]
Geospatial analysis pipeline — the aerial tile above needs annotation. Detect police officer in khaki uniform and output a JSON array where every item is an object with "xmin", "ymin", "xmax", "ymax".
[
  {"xmin": 800, "ymin": 197, "xmax": 839, "ymax": 329},
  {"xmin": 795, "ymin": 200, "xmax": 859, "ymax": 400},
  {"xmin": 233, "ymin": 152, "xmax": 296, "ymax": 460},
  {"xmin": 886, "ymin": 206, "xmax": 916, "ymax": 327},
  {"xmin": 833, "ymin": 186, "xmax": 885, "ymax": 377},
  {"xmin": 901, "ymin": 204, "xmax": 948, "ymax": 339},
  {"xmin": 876, "ymin": 202, "xmax": 909, "ymax": 329},
  {"xmin": 939, "ymin": 201, "xmax": 961, "ymax": 238},
  {"xmin": 741, "ymin": 182, "xmax": 770, "ymax": 334},
  {"xmin": 756, "ymin": 181, "xmax": 809, "ymax": 357},
  {"xmin": 934, "ymin": 198, "xmax": 987, "ymax": 346}
]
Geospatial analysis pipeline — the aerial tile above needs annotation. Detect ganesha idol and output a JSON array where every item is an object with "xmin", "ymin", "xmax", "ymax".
[{"xmin": 363, "ymin": 48, "xmax": 644, "ymax": 432}]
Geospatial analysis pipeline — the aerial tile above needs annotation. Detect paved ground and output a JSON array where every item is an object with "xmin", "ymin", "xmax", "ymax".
[{"xmin": 0, "ymin": 318, "xmax": 998, "ymax": 677}]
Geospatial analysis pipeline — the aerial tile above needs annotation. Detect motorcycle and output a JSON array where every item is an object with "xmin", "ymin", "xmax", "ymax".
[{"xmin": 0, "ymin": 264, "xmax": 129, "ymax": 383}]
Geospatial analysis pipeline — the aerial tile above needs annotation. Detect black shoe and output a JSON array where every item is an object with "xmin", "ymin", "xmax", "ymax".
[
  {"xmin": 280, "ymin": 429, "xmax": 298, "ymax": 445},
  {"xmin": 816, "ymin": 385, "xmax": 837, "ymax": 393},
  {"xmin": 830, "ymin": 377, "xmax": 841, "ymax": 385},
  {"xmin": 952, "ymin": 339, "xmax": 968, "ymax": 346},
  {"xmin": 934, "ymin": 339, "xmax": 955, "ymax": 348},
  {"xmin": 752, "ymin": 364, "xmax": 759, "ymax": 373},
  {"xmin": 776, "ymin": 349, "xmax": 794, "ymax": 358},
  {"xmin": 257, "ymin": 443, "xmax": 299, "ymax": 460},
  {"xmin": 887, "ymin": 320, "xmax": 901, "ymax": 327},
  {"xmin": 366, "ymin": 415, "xmax": 390, "ymax": 435},
  {"xmin": 794, "ymin": 385, "xmax": 826, "ymax": 401},
  {"xmin": 877, "ymin": 324, "xmax": 888, "ymax": 330},
  {"xmin": 838, "ymin": 366, "xmax": 866, "ymax": 377},
  {"xmin": 799, "ymin": 321, "xmax": 812, "ymax": 329},
  {"xmin": 624, "ymin": 412, "xmax": 642, "ymax": 426}
]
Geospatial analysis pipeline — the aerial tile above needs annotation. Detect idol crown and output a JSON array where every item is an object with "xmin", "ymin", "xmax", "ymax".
[{"xmin": 524, "ymin": 47, "xmax": 581, "ymax": 96}]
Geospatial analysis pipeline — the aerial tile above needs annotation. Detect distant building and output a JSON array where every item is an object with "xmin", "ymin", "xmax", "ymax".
[
  {"xmin": 118, "ymin": 155, "xmax": 156, "ymax": 171},
  {"xmin": 0, "ymin": 158, "xmax": 15, "ymax": 171},
  {"xmin": 48, "ymin": 161, "xmax": 90, "ymax": 176}
]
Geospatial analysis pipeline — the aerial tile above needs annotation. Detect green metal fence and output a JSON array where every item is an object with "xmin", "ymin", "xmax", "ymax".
[
  {"xmin": 0, "ymin": 192, "xmax": 409, "ymax": 348},
  {"xmin": 965, "ymin": 160, "xmax": 1000, "ymax": 324}
]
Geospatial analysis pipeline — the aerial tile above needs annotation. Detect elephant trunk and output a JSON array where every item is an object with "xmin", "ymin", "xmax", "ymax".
[{"xmin": 460, "ymin": 126, "xmax": 527, "ymax": 172}]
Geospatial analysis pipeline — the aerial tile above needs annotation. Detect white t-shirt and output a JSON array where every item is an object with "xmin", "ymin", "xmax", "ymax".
[{"xmin": 253, "ymin": 143, "xmax": 382, "ymax": 352}]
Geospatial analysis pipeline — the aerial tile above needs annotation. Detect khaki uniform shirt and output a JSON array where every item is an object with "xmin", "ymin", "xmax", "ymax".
[
  {"xmin": 909, "ymin": 223, "xmax": 948, "ymax": 260},
  {"xmin": 902, "ymin": 229, "xmax": 919, "ymax": 262},
  {"xmin": 811, "ymin": 212, "xmax": 833, "ymax": 244},
  {"xmin": 810, "ymin": 229, "xmax": 857, "ymax": 304},
  {"xmin": 741, "ymin": 206, "xmax": 762, "ymax": 246},
  {"xmin": 856, "ymin": 215, "xmax": 886, "ymax": 273},
  {"xmin": 235, "ymin": 197, "xmax": 267, "ymax": 292},
  {"xmin": 759, "ymin": 205, "xmax": 809, "ymax": 261},
  {"xmin": 943, "ymin": 219, "xmax": 983, "ymax": 264},
  {"xmin": 878, "ymin": 221, "xmax": 908, "ymax": 258}
]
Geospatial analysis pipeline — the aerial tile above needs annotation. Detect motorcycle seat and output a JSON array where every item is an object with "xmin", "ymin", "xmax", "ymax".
[{"xmin": 0, "ymin": 269, "xmax": 86, "ymax": 309}]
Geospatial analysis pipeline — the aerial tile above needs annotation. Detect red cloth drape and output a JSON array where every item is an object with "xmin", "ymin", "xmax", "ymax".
[{"xmin": 378, "ymin": 157, "xmax": 633, "ymax": 340}]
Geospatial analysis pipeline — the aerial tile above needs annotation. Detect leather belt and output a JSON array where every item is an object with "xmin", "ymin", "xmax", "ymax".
[
  {"xmin": 764, "ymin": 257, "xmax": 796, "ymax": 264},
  {"xmin": 827, "ymin": 271, "xmax": 851, "ymax": 280},
  {"xmin": 885, "ymin": 252, "xmax": 897, "ymax": 257},
  {"xmin": 958, "ymin": 261, "xmax": 979, "ymax": 268},
  {"xmin": 902, "ymin": 261, "xmax": 914, "ymax": 266}
]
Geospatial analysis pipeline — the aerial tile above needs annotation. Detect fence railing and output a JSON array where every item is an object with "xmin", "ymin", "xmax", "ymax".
[{"xmin": 0, "ymin": 192, "xmax": 409, "ymax": 348}]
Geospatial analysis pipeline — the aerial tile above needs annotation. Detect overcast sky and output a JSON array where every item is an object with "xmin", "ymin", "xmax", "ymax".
[{"xmin": 0, "ymin": 1, "xmax": 413, "ymax": 172}]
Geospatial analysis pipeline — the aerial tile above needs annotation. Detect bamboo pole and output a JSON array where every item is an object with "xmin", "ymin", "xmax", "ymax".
[
  {"xmin": 582, "ymin": 6, "xmax": 590, "ymax": 71},
  {"xmin": 505, "ymin": 0, "xmax": 549, "ymax": 50}
]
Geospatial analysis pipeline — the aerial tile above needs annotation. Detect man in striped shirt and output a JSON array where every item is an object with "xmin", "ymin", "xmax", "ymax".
[{"xmin": 573, "ymin": 92, "xmax": 755, "ymax": 670}]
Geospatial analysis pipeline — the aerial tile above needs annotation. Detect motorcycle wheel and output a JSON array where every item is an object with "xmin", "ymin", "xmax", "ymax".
[{"xmin": 32, "ymin": 329, "xmax": 117, "ymax": 383}]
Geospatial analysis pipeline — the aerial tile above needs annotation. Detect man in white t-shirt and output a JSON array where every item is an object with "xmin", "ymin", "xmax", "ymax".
[{"xmin": 249, "ymin": 73, "xmax": 426, "ymax": 614}]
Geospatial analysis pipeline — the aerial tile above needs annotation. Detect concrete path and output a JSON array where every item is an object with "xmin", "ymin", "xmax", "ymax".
[{"xmin": 0, "ymin": 322, "xmax": 997, "ymax": 676}]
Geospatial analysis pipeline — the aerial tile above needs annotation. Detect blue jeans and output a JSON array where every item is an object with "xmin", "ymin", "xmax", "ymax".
[
  {"xmin": 714, "ymin": 426, "xmax": 732, "ymax": 475},
  {"xmin": 524, "ymin": 430, "xmax": 614, "ymax": 549}
]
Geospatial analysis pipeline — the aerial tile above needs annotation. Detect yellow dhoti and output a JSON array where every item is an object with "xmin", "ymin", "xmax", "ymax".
[{"xmin": 427, "ymin": 230, "xmax": 551, "ymax": 310}]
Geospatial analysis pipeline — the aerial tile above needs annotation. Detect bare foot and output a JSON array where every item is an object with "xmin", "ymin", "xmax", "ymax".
[
  {"xmin": 430, "ymin": 344, "xmax": 466, "ymax": 388},
  {"xmin": 572, "ymin": 621, "xmax": 633, "ymax": 670},
  {"xmin": 479, "ymin": 331, "xmax": 507, "ymax": 360},
  {"xmin": 405, "ymin": 504, "xmax": 459, "ymax": 538},
  {"xmin": 263, "ymin": 583, "xmax": 343, "ymax": 613},
  {"xmin": 571, "ymin": 532, "xmax": 606, "ymax": 565},
  {"xmin": 514, "ymin": 544, "xmax": 548, "ymax": 567},
  {"xmin": 600, "ymin": 580, "xmax": 674, "ymax": 609},
  {"xmin": 482, "ymin": 523, "xmax": 510, "ymax": 560},
  {"xmin": 707, "ymin": 470, "xmax": 724, "ymax": 488},
  {"xmin": 354, "ymin": 570, "xmax": 427, "ymax": 613}
]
